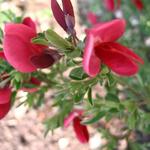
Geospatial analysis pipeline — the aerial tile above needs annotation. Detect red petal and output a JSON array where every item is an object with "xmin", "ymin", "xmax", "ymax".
[
  {"xmin": 83, "ymin": 33, "xmax": 101, "ymax": 77},
  {"xmin": 0, "ymin": 101, "xmax": 10, "ymax": 119},
  {"xmin": 106, "ymin": 42, "xmax": 144, "ymax": 64},
  {"xmin": 3, "ymin": 24, "xmax": 37, "ymax": 72},
  {"xmin": 95, "ymin": 43, "xmax": 140, "ymax": 76},
  {"xmin": 0, "ymin": 87, "xmax": 11, "ymax": 104},
  {"xmin": 87, "ymin": 12, "xmax": 98, "ymax": 25},
  {"xmin": 22, "ymin": 17, "xmax": 36, "ymax": 32},
  {"xmin": 51, "ymin": 0, "xmax": 67, "ymax": 31},
  {"xmin": 88, "ymin": 19, "xmax": 126, "ymax": 42},
  {"xmin": 73, "ymin": 117, "xmax": 89, "ymax": 143},
  {"xmin": 62, "ymin": 0, "xmax": 74, "ymax": 17},
  {"xmin": 4, "ymin": 23, "xmax": 36, "ymax": 41},
  {"xmin": 4, "ymin": 34, "xmax": 37, "ymax": 72},
  {"xmin": 30, "ymin": 53, "xmax": 55, "ymax": 68},
  {"xmin": 103, "ymin": 0, "xmax": 115, "ymax": 12},
  {"xmin": 132, "ymin": 0, "xmax": 144, "ymax": 11}
]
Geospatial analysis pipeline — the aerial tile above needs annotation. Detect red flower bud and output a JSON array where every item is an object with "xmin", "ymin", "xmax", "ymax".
[
  {"xmin": 73, "ymin": 117, "xmax": 89, "ymax": 143},
  {"xmin": 64, "ymin": 110, "xmax": 89, "ymax": 143},
  {"xmin": 51, "ymin": 0, "xmax": 75, "ymax": 34}
]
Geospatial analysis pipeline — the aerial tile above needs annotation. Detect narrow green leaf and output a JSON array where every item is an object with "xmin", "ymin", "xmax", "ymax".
[
  {"xmin": 0, "ymin": 28, "xmax": 3, "ymax": 38},
  {"xmin": 83, "ymin": 111, "xmax": 106, "ymax": 124},
  {"xmin": 88, "ymin": 87, "xmax": 93, "ymax": 105}
]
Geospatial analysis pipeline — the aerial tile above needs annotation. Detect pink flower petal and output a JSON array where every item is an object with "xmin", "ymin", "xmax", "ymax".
[
  {"xmin": 95, "ymin": 43, "xmax": 140, "ymax": 76},
  {"xmin": 22, "ymin": 17, "xmax": 36, "ymax": 32},
  {"xmin": 4, "ymin": 34, "xmax": 36, "ymax": 72},
  {"xmin": 0, "ymin": 101, "xmax": 10, "ymax": 119},
  {"xmin": 0, "ymin": 87, "xmax": 11, "ymax": 104},
  {"xmin": 83, "ymin": 33, "xmax": 101, "ymax": 77},
  {"xmin": 51, "ymin": 0, "xmax": 67, "ymax": 32},
  {"xmin": 73, "ymin": 117, "xmax": 89, "ymax": 143},
  {"xmin": 88, "ymin": 19, "xmax": 126, "ymax": 42}
]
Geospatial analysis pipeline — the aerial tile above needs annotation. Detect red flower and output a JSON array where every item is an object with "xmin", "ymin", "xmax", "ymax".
[
  {"xmin": 3, "ymin": 17, "xmax": 60, "ymax": 73},
  {"xmin": 87, "ymin": 12, "xmax": 98, "ymax": 25},
  {"xmin": 64, "ymin": 110, "xmax": 89, "ymax": 144},
  {"xmin": 132, "ymin": 0, "xmax": 144, "ymax": 11},
  {"xmin": 0, "ymin": 87, "xmax": 11, "ymax": 119},
  {"xmin": 51, "ymin": 0, "xmax": 75, "ymax": 34},
  {"xmin": 83, "ymin": 19, "xmax": 144, "ymax": 77}
]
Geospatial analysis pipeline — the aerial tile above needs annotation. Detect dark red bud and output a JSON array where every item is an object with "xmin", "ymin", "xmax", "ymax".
[
  {"xmin": 51, "ymin": 0, "xmax": 67, "ymax": 31},
  {"xmin": 62, "ymin": 0, "xmax": 74, "ymax": 17},
  {"xmin": 73, "ymin": 117, "xmax": 89, "ymax": 143}
]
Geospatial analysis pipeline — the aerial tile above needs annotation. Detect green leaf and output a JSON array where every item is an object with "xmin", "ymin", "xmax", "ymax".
[
  {"xmin": 0, "ymin": 28, "xmax": 3, "ymax": 38},
  {"xmin": 83, "ymin": 111, "xmax": 106, "ymax": 124},
  {"xmin": 32, "ymin": 36, "xmax": 49, "ymax": 46},
  {"xmin": 88, "ymin": 87, "xmax": 93, "ymax": 105},
  {"xmin": 69, "ymin": 67, "xmax": 88, "ymax": 80},
  {"xmin": 45, "ymin": 29, "xmax": 73, "ymax": 52},
  {"xmin": 14, "ymin": 16, "xmax": 22, "ymax": 23}
]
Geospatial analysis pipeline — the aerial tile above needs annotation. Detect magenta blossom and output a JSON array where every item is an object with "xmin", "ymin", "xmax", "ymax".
[
  {"xmin": 64, "ymin": 110, "xmax": 89, "ymax": 144},
  {"xmin": 3, "ymin": 17, "xmax": 60, "ymax": 73},
  {"xmin": 51, "ymin": 0, "xmax": 75, "ymax": 34},
  {"xmin": 0, "ymin": 87, "xmax": 11, "ymax": 119},
  {"xmin": 83, "ymin": 19, "xmax": 144, "ymax": 77}
]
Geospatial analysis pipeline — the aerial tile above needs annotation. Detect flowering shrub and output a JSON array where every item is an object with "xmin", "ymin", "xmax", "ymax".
[{"xmin": 0, "ymin": 0, "xmax": 150, "ymax": 149}]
